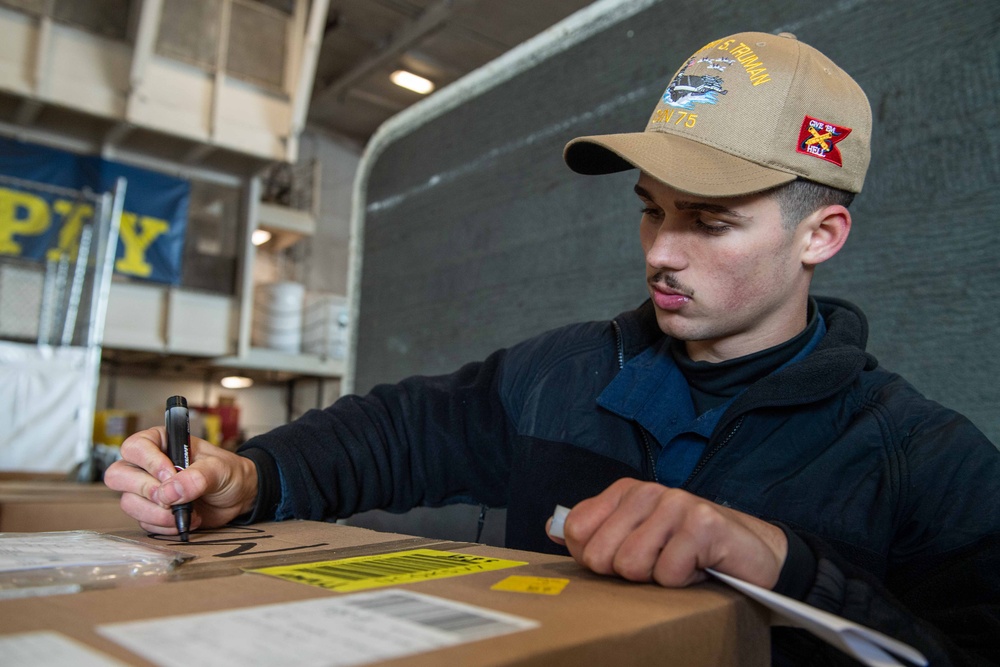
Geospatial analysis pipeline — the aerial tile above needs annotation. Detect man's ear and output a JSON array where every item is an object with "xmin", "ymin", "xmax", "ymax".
[{"xmin": 800, "ymin": 205, "xmax": 851, "ymax": 266}]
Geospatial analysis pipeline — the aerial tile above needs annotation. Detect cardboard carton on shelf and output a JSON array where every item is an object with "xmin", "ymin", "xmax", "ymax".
[{"xmin": 0, "ymin": 480, "xmax": 133, "ymax": 533}]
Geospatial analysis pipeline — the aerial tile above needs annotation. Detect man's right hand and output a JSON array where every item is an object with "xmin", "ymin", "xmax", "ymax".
[{"xmin": 103, "ymin": 427, "xmax": 259, "ymax": 535}]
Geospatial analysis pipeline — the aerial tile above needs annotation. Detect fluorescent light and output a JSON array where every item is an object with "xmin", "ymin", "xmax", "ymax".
[
  {"xmin": 391, "ymin": 70, "xmax": 434, "ymax": 95},
  {"xmin": 220, "ymin": 375, "xmax": 253, "ymax": 389},
  {"xmin": 252, "ymin": 229, "xmax": 272, "ymax": 246}
]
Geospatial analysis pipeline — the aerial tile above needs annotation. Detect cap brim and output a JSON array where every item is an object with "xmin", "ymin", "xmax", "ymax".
[{"xmin": 564, "ymin": 132, "xmax": 798, "ymax": 198}]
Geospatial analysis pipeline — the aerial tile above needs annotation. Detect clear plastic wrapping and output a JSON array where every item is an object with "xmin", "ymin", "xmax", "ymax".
[{"xmin": 0, "ymin": 531, "xmax": 189, "ymax": 598}]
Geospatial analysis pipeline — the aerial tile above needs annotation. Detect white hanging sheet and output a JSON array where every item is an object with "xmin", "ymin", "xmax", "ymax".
[{"xmin": 0, "ymin": 340, "xmax": 93, "ymax": 472}]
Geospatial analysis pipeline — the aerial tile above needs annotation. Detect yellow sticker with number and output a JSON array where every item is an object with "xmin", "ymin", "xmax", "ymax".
[
  {"xmin": 250, "ymin": 549, "xmax": 527, "ymax": 592},
  {"xmin": 491, "ymin": 575, "xmax": 570, "ymax": 595}
]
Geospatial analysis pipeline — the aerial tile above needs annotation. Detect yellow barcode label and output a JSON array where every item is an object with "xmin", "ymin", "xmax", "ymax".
[
  {"xmin": 250, "ymin": 549, "xmax": 527, "ymax": 592},
  {"xmin": 491, "ymin": 575, "xmax": 570, "ymax": 595}
]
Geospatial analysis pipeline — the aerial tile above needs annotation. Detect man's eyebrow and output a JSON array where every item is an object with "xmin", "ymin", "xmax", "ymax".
[
  {"xmin": 675, "ymin": 200, "xmax": 750, "ymax": 220},
  {"xmin": 633, "ymin": 184, "xmax": 654, "ymax": 200},
  {"xmin": 633, "ymin": 184, "xmax": 750, "ymax": 220}
]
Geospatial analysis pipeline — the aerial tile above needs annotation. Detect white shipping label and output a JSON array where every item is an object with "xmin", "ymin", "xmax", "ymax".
[{"xmin": 98, "ymin": 589, "xmax": 539, "ymax": 667}]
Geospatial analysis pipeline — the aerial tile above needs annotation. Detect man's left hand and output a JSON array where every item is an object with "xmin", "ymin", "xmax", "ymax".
[{"xmin": 548, "ymin": 478, "xmax": 788, "ymax": 589}]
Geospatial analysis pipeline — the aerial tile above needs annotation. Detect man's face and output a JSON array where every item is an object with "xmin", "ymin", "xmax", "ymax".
[{"xmin": 635, "ymin": 172, "xmax": 813, "ymax": 362}]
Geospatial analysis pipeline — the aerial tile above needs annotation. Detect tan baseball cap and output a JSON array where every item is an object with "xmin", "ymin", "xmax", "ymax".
[{"xmin": 564, "ymin": 32, "xmax": 872, "ymax": 196}]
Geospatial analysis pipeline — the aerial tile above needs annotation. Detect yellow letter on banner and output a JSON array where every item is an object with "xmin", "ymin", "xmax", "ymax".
[
  {"xmin": 0, "ymin": 187, "xmax": 51, "ymax": 255},
  {"xmin": 115, "ymin": 212, "xmax": 170, "ymax": 278},
  {"xmin": 46, "ymin": 199, "xmax": 94, "ymax": 262}
]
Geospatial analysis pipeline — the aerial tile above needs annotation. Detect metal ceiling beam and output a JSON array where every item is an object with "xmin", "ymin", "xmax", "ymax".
[
  {"xmin": 289, "ymin": 0, "xmax": 331, "ymax": 135},
  {"xmin": 401, "ymin": 47, "xmax": 460, "ymax": 74},
  {"xmin": 346, "ymin": 88, "xmax": 408, "ymax": 113},
  {"xmin": 370, "ymin": 0, "xmax": 509, "ymax": 51},
  {"xmin": 309, "ymin": 0, "xmax": 478, "ymax": 109}
]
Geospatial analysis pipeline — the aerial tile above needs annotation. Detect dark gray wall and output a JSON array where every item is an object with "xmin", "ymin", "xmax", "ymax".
[{"xmin": 348, "ymin": 0, "xmax": 1000, "ymax": 541}]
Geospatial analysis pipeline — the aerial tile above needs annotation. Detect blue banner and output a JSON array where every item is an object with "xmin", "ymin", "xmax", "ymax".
[{"xmin": 0, "ymin": 137, "xmax": 190, "ymax": 284}]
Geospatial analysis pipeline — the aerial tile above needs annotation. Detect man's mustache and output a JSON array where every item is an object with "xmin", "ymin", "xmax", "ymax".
[{"xmin": 648, "ymin": 271, "xmax": 694, "ymax": 297}]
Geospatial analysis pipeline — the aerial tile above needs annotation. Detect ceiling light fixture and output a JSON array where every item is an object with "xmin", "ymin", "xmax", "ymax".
[
  {"xmin": 220, "ymin": 375, "xmax": 254, "ymax": 389},
  {"xmin": 251, "ymin": 229, "xmax": 272, "ymax": 246},
  {"xmin": 390, "ymin": 70, "xmax": 435, "ymax": 95}
]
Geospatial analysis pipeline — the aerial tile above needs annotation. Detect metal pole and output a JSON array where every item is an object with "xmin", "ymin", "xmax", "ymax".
[{"xmin": 61, "ymin": 214, "xmax": 93, "ymax": 346}]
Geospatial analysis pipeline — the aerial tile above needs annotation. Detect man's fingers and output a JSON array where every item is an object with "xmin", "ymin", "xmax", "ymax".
[
  {"xmin": 118, "ymin": 427, "xmax": 175, "ymax": 483},
  {"xmin": 103, "ymin": 460, "xmax": 161, "ymax": 502},
  {"xmin": 561, "ymin": 479, "xmax": 789, "ymax": 590},
  {"xmin": 570, "ymin": 482, "xmax": 666, "ymax": 576},
  {"xmin": 545, "ymin": 517, "xmax": 567, "ymax": 546},
  {"xmin": 610, "ymin": 499, "xmax": 686, "ymax": 581},
  {"xmin": 120, "ymin": 471, "xmax": 209, "ymax": 536},
  {"xmin": 154, "ymin": 466, "xmax": 209, "ymax": 506},
  {"xmin": 137, "ymin": 521, "xmax": 176, "ymax": 536},
  {"xmin": 120, "ymin": 491, "xmax": 176, "ymax": 531},
  {"xmin": 562, "ymin": 478, "xmax": 640, "ymax": 546},
  {"xmin": 152, "ymin": 479, "xmax": 184, "ymax": 506},
  {"xmin": 107, "ymin": 426, "xmax": 259, "ymax": 534},
  {"xmin": 654, "ymin": 537, "xmax": 709, "ymax": 588},
  {"xmin": 651, "ymin": 507, "xmax": 719, "ymax": 587}
]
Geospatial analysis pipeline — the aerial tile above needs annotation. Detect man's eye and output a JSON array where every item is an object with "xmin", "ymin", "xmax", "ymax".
[
  {"xmin": 695, "ymin": 219, "xmax": 730, "ymax": 235},
  {"xmin": 640, "ymin": 206, "xmax": 661, "ymax": 217}
]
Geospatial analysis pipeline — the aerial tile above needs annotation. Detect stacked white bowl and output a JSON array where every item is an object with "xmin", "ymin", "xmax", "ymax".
[{"xmin": 251, "ymin": 281, "xmax": 305, "ymax": 353}]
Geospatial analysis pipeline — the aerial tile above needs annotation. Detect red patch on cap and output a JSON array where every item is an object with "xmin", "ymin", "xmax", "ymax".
[{"xmin": 796, "ymin": 116, "xmax": 851, "ymax": 167}]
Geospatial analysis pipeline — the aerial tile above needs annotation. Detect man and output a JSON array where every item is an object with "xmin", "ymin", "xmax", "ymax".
[{"xmin": 106, "ymin": 32, "xmax": 1000, "ymax": 664}]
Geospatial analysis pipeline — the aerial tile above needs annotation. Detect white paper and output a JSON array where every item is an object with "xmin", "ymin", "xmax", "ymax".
[
  {"xmin": 99, "ymin": 589, "xmax": 539, "ymax": 667},
  {"xmin": 548, "ymin": 504, "xmax": 570, "ymax": 539},
  {"xmin": 706, "ymin": 569, "xmax": 927, "ymax": 667},
  {"xmin": 0, "ymin": 631, "xmax": 127, "ymax": 667}
]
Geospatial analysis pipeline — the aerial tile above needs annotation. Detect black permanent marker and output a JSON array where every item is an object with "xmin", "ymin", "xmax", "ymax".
[{"xmin": 165, "ymin": 395, "xmax": 193, "ymax": 542}]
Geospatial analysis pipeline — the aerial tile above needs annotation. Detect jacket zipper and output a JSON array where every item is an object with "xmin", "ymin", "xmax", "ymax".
[
  {"xmin": 612, "ymin": 319, "xmax": 746, "ymax": 486},
  {"xmin": 611, "ymin": 320, "xmax": 658, "ymax": 483},
  {"xmin": 681, "ymin": 415, "xmax": 744, "ymax": 488}
]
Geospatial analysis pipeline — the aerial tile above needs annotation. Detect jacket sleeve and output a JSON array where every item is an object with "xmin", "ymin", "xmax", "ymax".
[
  {"xmin": 235, "ymin": 348, "xmax": 516, "ymax": 523},
  {"xmin": 774, "ymin": 408, "xmax": 1000, "ymax": 667},
  {"xmin": 770, "ymin": 529, "xmax": 1000, "ymax": 667}
]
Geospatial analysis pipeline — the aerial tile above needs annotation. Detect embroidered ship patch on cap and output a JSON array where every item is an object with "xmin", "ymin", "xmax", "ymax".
[{"xmin": 796, "ymin": 116, "xmax": 852, "ymax": 167}]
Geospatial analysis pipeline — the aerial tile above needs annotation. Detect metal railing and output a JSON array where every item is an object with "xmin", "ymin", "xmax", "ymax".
[{"xmin": 0, "ymin": 174, "xmax": 124, "ymax": 349}]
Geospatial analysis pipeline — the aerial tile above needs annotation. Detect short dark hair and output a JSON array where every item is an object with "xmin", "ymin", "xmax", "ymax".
[{"xmin": 769, "ymin": 179, "xmax": 855, "ymax": 229}]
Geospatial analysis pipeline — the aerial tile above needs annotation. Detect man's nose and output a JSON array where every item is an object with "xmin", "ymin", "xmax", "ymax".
[{"xmin": 646, "ymin": 226, "xmax": 687, "ymax": 270}]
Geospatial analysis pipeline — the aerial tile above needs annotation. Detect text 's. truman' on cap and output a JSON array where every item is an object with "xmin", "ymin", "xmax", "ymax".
[{"xmin": 564, "ymin": 32, "xmax": 872, "ymax": 197}]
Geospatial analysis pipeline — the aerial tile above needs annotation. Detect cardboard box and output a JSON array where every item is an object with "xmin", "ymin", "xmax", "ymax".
[
  {"xmin": 0, "ymin": 481, "xmax": 134, "ymax": 532},
  {"xmin": 105, "ymin": 521, "xmax": 457, "ymax": 581},
  {"xmin": 0, "ymin": 521, "xmax": 769, "ymax": 666}
]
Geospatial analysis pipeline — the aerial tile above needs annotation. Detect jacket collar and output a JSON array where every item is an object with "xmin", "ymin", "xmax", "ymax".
[{"xmin": 609, "ymin": 296, "xmax": 875, "ymax": 417}]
